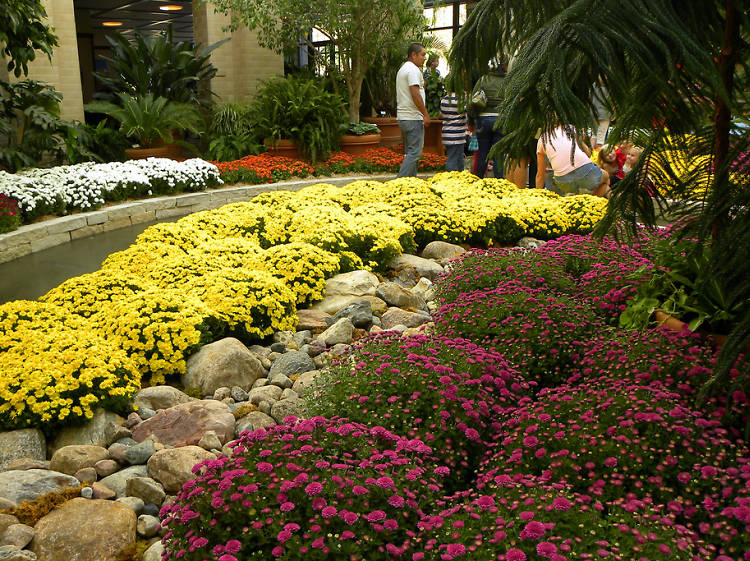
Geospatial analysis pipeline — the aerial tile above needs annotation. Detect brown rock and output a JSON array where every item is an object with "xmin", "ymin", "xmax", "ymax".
[
  {"xmin": 147, "ymin": 447, "xmax": 216, "ymax": 493},
  {"xmin": 131, "ymin": 400, "xmax": 235, "ymax": 448},
  {"xmin": 94, "ymin": 459, "xmax": 120, "ymax": 478},
  {"xmin": 49, "ymin": 445, "xmax": 110, "ymax": 476},
  {"xmin": 133, "ymin": 386, "xmax": 192, "ymax": 412},
  {"xmin": 0, "ymin": 514, "xmax": 19, "ymax": 535},
  {"xmin": 295, "ymin": 309, "xmax": 331, "ymax": 333},
  {"xmin": 1, "ymin": 523, "xmax": 34, "ymax": 548},
  {"xmin": 380, "ymin": 307, "xmax": 431, "ymax": 330},
  {"xmin": 183, "ymin": 338, "xmax": 265, "ymax": 396},
  {"xmin": 90, "ymin": 482, "xmax": 116, "ymax": 500},
  {"xmin": 73, "ymin": 467, "xmax": 97, "ymax": 485},
  {"xmin": 6, "ymin": 458, "xmax": 49, "ymax": 471},
  {"xmin": 30, "ymin": 498, "xmax": 136, "ymax": 561}
]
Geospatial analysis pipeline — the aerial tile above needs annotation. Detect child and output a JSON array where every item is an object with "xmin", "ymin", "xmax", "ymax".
[{"xmin": 597, "ymin": 144, "xmax": 623, "ymax": 188}]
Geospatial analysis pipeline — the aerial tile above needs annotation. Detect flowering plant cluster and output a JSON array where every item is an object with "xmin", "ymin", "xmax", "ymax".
[
  {"xmin": 0, "ymin": 193, "xmax": 21, "ymax": 234},
  {"xmin": 479, "ymin": 377, "xmax": 750, "ymax": 560},
  {"xmin": 307, "ymin": 332, "xmax": 532, "ymax": 490},
  {"xmin": 0, "ymin": 301, "xmax": 140, "ymax": 430},
  {"xmin": 413, "ymin": 483, "xmax": 694, "ymax": 561},
  {"xmin": 161, "ymin": 417, "xmax": 446, "ymax": 561},
  {"xmin": 0, "ymin": 158, "xmax": 222, "ymax": 222}
]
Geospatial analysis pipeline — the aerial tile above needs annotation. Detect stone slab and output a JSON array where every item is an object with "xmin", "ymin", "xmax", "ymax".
[
  {"xmin": 155, "ymin": 207, "xmax": 189, "ymax": 220},
  {"xmin": 45, "ymin": 216, "xmax": 87, "ymax": 235},
  {"xmin": 86, "ymin": 212, "xmax": 109, "ymax": 226},
  {"xmin": 30, "ymin": 232, "xmax": 71, "ymax": 252}
]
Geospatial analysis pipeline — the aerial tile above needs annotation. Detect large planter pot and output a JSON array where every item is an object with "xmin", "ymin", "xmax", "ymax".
[
  {"xmin": 423, "ymin": 119, "xmax": 444, "ymax": 156},
  {"xmin": 339, "ymin": 133, "xmax": 382, "ymax": 156},
  {"xmin": 125, "ymin": 145, "xmax": 173, "ymax": 160},
  {"xmin": 363, "ymin": 117, "xmax": 402, "ymax": 148},
  {"xmin": 264, "ymin": 138, "xmax": 302, "ymax": 160}
]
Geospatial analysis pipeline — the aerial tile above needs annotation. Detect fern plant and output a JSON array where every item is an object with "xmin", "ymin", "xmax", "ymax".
[
  {"xmin": 248, "ymin": 75, "xmax": 348, "ymax": 162},
  {"xmin": 85, "ymin": 94, "xmax": 204, "ymax": 148}
]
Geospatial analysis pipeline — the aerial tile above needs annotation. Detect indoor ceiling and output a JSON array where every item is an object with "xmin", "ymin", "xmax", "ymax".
[{"xmin": 74, "ymin": 0, "xmax": 194, "ymax": 42}]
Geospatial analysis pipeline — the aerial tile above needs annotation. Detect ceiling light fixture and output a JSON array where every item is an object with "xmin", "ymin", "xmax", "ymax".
[
  {"xmin": 102, "ymin": 21, "xmax": 123, "ymax": 26},
  {"xmin": 159, "ymin": 4, "xmax": 183, "ymax": 10}
]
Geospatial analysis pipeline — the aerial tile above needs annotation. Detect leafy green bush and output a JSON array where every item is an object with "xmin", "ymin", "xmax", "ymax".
[{"xmin": 249, "ymin": 76, "xmax": 348, "ymax": 162}]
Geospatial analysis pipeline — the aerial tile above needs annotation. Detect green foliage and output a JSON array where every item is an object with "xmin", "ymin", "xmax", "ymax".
[
  {"xmin": 85, "ymin": 94, "xmax": 205, "ymax": 148},
  {"xmin": 208, "ymin": 0, "xmax": 427, "ymax": 122},
  {"xmin": 424, "ymin": 71, "xmax": 445, "ymax": 118},
  {"xmin": 206, "ymin": 134, "xmax": 264, "ymax": 162},
  {"xmin": 63, "ymin": 120, "xmax": 130, "ymax": 164},
  {"xmin": 0, "ymin": 0, "xmax": 58, "ymax": 78},
  {"xmin": 343, "ymin": 121, "xmax": 380, "ymax": 136},
  {"xmin": 0, "ymin": 80, "xmax": 66, "ymax": 172},
  {"xmin": 205, "ymin": 102, "xmax": 263, "ymax": 161},
  {"xmin": 249, "ymin": 76, "xmax": 347, "ymax": 162},
  {"xmin": 94, "ymin": 24, "xmax": 227, "ymax": 107},
  {"xmin": 0, "ymin": 193, "xmax": 21, "ymax": 233}
]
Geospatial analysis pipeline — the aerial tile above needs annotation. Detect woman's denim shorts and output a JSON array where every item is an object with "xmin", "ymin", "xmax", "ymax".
[{"xmin": 552, "ymin": 162, "xmax": 602, "ymax": 195}]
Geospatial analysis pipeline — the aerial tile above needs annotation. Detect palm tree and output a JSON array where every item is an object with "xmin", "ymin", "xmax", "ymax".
[{"xmin": 447, "ymin": 0, "xmax": 750, "ymax": 419}]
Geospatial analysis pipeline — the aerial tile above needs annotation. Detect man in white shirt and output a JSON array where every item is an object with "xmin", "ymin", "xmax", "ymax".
[{"xmin": 395, "ymin": 42, "xmax": 430, "ymax": 177}]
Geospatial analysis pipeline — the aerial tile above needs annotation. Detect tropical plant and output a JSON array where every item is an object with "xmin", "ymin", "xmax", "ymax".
[
  {"xmin": 0, "ymin": 80, "xmax": 67, "ymax": 172},
  {"xmin": 94, "ymin": 24, "xmax": 227, "ymax": 108},
  {"xmin": 206, "ymin": 0, "xmax": 428, "ymax": 122},
  {"xmin": 424, "ymin": 70, "xmax": 445, "ymax": 118},
  {"xmin": 248, "ymin": 76, "xmax": 348, "ymax": 162},
  {"xmin": 342, "ymin": 121, "xmax": 380, "ymax": 136},
  {"xmin": 447, "ymin": 0, "xmax": 750, "ymax": 421},
  {"xmin": 205, "ymin": 102, "xmax": 263, "ymax": 161},
  {"xmin": 85, "ymin": 94, "xmax": 205, "ymax": 148},
  {"xmin": 1, "ymin": 0, "xmax": 58, "ymax": 78},
  {"xmin": 63, "ymin": 120, "xmax": 130, "ymax": 164}
]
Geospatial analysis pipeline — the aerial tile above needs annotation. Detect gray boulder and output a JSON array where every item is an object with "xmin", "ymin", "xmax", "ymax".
[
  {"xmin": 291, "ymin": 370, "xmax": 322, "ymax": 395},
  {"xmin": 49, "ymin": 410, "xmax": 125, "ymax": 455},
  {"xmin": 133, "ymin": 386, "xmax": 192, "ymax": 412},
  {"xmin": 0, "ymin": 546, "xmax": 36, "ymax": 561},
  {"xmin": 248, "ymin": 385, "xmax": 283, "ymax": 405},
  {"xmin": 0, "ymin": 430, "xmax": 45, "ymax": 472},
  {"xmin": 123, "ymin": 440, "xmax": 155, "ymax": 465},
  {"xmin": 236, "ymin": 412, "xmax": 277, "ymax": 434},
  {"xmin": 126, "ymin": 477, "xmax": 165, "ymax": 506},
  {"xmin": 270, "ymin": 398, "xmax": 307, "ymax": 424},
  {"xmin": 517, "ymin": 236, "xmax": 546, "ymax": 249},
  {"xmin": 183, "ymin": 337, "xmax": 265, "ymax": 395},
  {"xmin": 327, "ymin": 299, "xmax": 373, "ymax": 328},
  {"xmin": 147, "ymin": 447, "xmax": 216, "ymax": 493},
  {"xmin": 318, "ymin": 317, "xmax": 354, "ymax": 346},
  {"xmin": 136, "ymin": 515, "xmax": 160, "ymax": 538},
  {"xmin": 268, "ymin": 351, "xmax": 315, "ymax": 378},
  {"xmin": 98, "ymin": 465, "xmax": 149, "ymax": 499},
  {"xmin": 0, "ymin": 470, "xmax": 79, "ymax": 507}
]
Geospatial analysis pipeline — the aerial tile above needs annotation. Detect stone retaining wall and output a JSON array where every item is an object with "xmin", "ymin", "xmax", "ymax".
[{"xmin": 0, "ymin": 174, "xmax": 411, "ymax": 265}]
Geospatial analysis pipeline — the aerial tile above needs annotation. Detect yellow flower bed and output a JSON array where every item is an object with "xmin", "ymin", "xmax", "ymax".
[{"xmin": 0, "ymin": 171, "xmax": 609, "ymax": 430}]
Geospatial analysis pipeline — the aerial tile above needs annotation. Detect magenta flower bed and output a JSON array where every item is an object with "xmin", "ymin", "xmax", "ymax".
[{"xmin": 161, "ymin": 231, "xmax": 749, "ymax": 561}]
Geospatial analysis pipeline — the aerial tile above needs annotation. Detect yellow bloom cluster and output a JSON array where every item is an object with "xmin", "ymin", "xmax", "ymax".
[
  {"xmin": 0, "ymin": 301, "xmax": 140, "ymax": 429},
  {"xmin": 1, "ymin": 171, "xmax": 608, "ymax": 430}
]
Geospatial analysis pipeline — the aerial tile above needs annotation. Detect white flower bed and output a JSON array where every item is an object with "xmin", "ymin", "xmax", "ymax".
[{"xmin": 0, "ymin": 158, "xmax": 222, "ymax": 220}]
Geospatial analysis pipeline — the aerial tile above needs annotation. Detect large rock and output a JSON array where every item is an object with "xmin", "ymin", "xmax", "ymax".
[
  {"xmin": 421, "ymin": 241, "xmax": 466, "ymax": 261},
  {"xmin": 318, "ymin": 317, "xmax": 354, "ymax": 347},
  {"xmin": 1, "ymin": 524, "xmax": 34, "ymax": 549},
  {"xmin": 183, "ymin": 338, "xmax": 265, "ymax": 396},
  {"xmin": 235, "ymin": 412, "xmax": 277, "ymax": 434},
  {"xmin": 49, "ymin": 409, "xmax": 125, "ymax": 455},
  {"xmin": 0, "ymin": 546, "xmax": 36, "ymax": 561},
  {"xmin": 133, "ymin": 386, "xmax": 192, "ymax": 412},
  {"xmin": 30, "ymin": 498, "xmax": 136, "ymax": 561},
  {"xmin": 142, "ymin": 540, "xmax": 164, "ymax": 561},
  {"xmin": 324, "ymin": 270, "xmax": 379, "ymax": 297},
  {"xmin": 375, "ymin": 282, "xmax": 426, "ymax": 310},
  {"xmin": 248, "ymin": 385, "xmax": 283, "ymax": 405},
  {"xmin": 328, "ymin": 300, "xmax": 373, "ymax": 328},
  {"xmin": 97, "ymin": 465, "xmax": 148, "ymax": 499},
  {"xmin": 147, "ymin": 447, "xmax": 216, "ymax": 493},
  {"xmin": 125, "ymin": 477, "xmax": 165, "ymax": 506},
  {"xmin": 380, "ymin": 307, "xmax": 431, "ymax": 330},
  {"xmin": 388, "ymin": 254, "xmax": 444, "ymax": 282},
  {"xmin": 131, "ymin": 400, "xmax": 234, "ymax": 448},
  {"xmin": 0, "ymin": 470, "xmax": 79, "ymax": 508},
  {"xmin": 268, "ymin": 351, "xmax": 315, "ymax": 379},
  {"xmin": 291, "ymin": 370, "xmax": 322, "ymax": 395},
  {"xmin": 0, "ymin": 430, "xmax": 45, "ymax": 472},
  {"xmin": 49, "ymin": 446, "xmax": 109, "ymax": 476},
  {"xmin": 270, "ymin": 398, "xmax": 307, "ymax": 424}
]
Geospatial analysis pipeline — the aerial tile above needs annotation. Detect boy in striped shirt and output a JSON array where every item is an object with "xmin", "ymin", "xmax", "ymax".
[{"xmin": 440, "ymin": 92, "xmax": 468, "ymax": 171}]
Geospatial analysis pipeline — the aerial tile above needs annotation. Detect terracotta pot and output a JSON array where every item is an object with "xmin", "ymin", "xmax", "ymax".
[
  {"xmin": 125, "ymin": 145, "xmax": 173, "ymax": 160},
  {"xmin": 363, "ymin": 117, "xmax": 402, "ymax": 148},
  {"xmin": 264, "ymin": 138, "xmax": 302, "ymax": 160},
  {"xmin": 339, "ymin": 133, "xmax": 382, "ymax": 156},
  {"xmin": 423, "ymin": 119, "xmax": 444, "ymax": 156}
]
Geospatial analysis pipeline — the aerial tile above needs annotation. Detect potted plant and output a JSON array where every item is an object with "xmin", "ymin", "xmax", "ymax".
[
  {"xmin": 85, "ymin": 94, "xmax": 204, "ymax": 160},
  {"xmin": 248, "ymin": 76, "xmax": 348, "ymax": 162},
  {"xmin": 338, "ymin": 122, "xmax": 382, "ymax": 156}
]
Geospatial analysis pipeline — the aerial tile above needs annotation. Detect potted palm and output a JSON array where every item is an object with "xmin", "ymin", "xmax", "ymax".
[{"xmin": 85, "ymin": 94, "xmax": 205, "ymax": 160}]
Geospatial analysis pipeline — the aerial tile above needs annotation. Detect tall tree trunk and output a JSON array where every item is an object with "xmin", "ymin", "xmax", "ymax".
[
  {"xmin": 348, "ymin": 48, "xmax": 363, "ymax": 123},
  {"xmin": 712, "ymin": 0, "xmax": 739, "ymax": 238}
]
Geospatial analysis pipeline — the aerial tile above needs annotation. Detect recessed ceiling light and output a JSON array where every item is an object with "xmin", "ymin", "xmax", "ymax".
[
  {"xmin": 159, "ymin": 4, "xmax": 183, "ymax": 10},
  {"xmin": 102, "ymin": 21, "xmax": 123, "ymax": 26}
]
